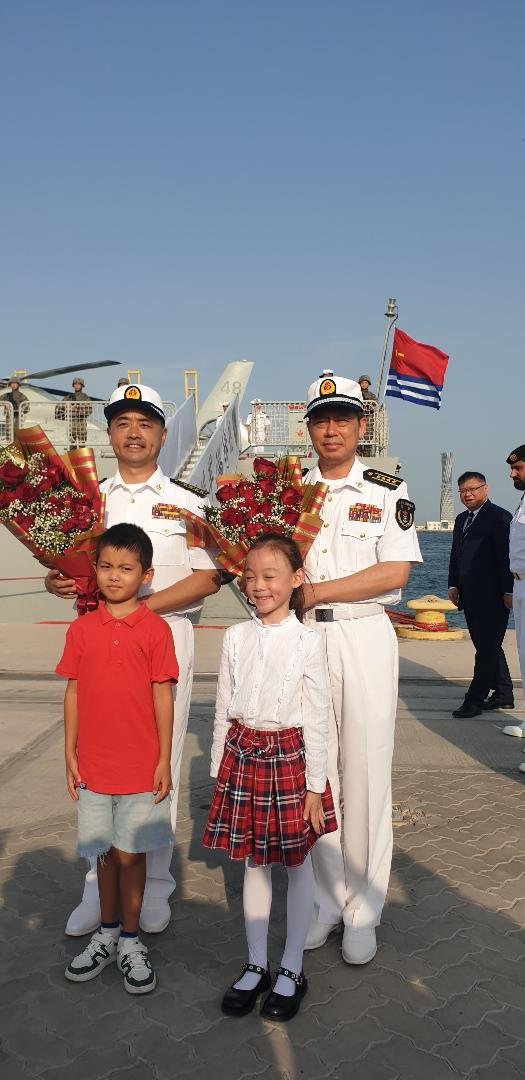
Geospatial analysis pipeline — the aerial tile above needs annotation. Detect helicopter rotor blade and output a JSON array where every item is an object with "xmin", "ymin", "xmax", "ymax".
[{"xmin": 22, "ymin": 360, "xmax": 121, "ymax": 381}]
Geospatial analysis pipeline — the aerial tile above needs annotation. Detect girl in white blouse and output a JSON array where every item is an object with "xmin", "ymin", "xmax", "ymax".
[{"xmin": 202, "ymin": 533, "xmax": 337, "ymax": 1022}]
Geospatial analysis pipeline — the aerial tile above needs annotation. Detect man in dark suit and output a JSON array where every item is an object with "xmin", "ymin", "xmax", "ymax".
[{"xmin": 448, "ymin": 471, "xmax": 514, "ymax": 718}]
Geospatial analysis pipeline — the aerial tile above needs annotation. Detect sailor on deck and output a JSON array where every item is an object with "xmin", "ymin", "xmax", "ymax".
[
  {"xmin": 45, "ymin": 383, "xmax": 221, "ymax": 933},
  {"xmin": 301, "ymin": 372, "xmax": 422, "ymax": 964}
]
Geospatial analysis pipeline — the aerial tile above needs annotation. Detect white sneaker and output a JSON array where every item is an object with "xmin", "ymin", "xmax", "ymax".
[
  {"xmin": 342, "ymin": 927, "xmax": 377, "ymax": 965},
  {"xmin": 519, "ymin": 762, "xmax": 525, "ymax": 773},
  {"xmin": 502, "ymin": 722, "xmax": 525, "ymax": 737},
  {"xmin": 65, "ymin": 930, "xmax": 117, "ymax": 982},
  {"xmin": 139, "ymin": 898, "xmax": 171, "ymax": 933},
  {"xmin": 118, "ymin": 939, "xmax": 156, "ymax": 994},
  {"xmin": 304, "ymin": 920, "xmax": 341, "ymax": 950},
  {"xmin": 65, "ymin": 899, "xmax": 101, "ymax": 937}
]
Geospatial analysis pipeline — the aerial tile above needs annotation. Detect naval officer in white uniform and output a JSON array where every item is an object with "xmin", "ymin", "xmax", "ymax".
[
  {"xmin": 503, "ymin": 444, "xmax": 525, "ymax": 746},
  {"xmin": 46, "ymin": 383, "xmax": 221, "ymax": 934},
  {"xmin": 301, "ymin": 372, "xmax": 422, "ymax": 964}
]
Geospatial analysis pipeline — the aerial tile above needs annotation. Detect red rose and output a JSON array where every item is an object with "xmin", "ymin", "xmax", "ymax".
[
  {"xmin": 221, "ymin": 507, "xmax": 244, "ymax": 527},
  {"xmin": 0, "ymin": 489, "xmax": 12, "ymax": 510},
  {"xmin": 256, "ymin": 501, "xmax": 273, "ymax": 518},
  {"xmin": 63, "ymin": 516, "xmax": 79, "ymax": 532},
  {"xmin": 280, "ymin": 485, "xmax": 301, "ymax": 507},
  {"xmin": 268, "ymin": 523, "xmax": 284, "ymax": 534},
  {"xmin": 216, "ymin": 483, "xmax": 238, "ymax": 504},
  {"xmin": 253, "ymin": 457, "xmax": 278, "ymax": 478},
  {"xmin": 46, "ymin": 463, "xmax": 64, "ymax": 484},
  {"xmin": 237, "ymin": 481, "xmax": 255, "ymax": 499},
  {"xmin": 0, "ymin": 462, "xmax": 28, "ymax": 485},
  {"xmin": 14, "ymin": 513, "xmax": 34, "ymax": 532},
  {"xmin": 34, "ymin": 474, "xmax": 54, "ymax": 494},
  {"xmin": 283, "ymin": 508, "xmax": 300, "ymax": 526},
  {"xmin": 245, "ymin": 521, "xmax": 265, "ymax": 539},
  {"xmin": 257, "ymin": 479, "xmax": 276, "ymax": 497},
  {"xmin": 15, "ymin": 483, "xmax": 36, "ymax": 505}
]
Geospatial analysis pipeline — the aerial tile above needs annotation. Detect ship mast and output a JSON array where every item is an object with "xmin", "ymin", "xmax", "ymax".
[{"xmin": 376, "ymin": 298, "xmax": 398, "ymax": 401}]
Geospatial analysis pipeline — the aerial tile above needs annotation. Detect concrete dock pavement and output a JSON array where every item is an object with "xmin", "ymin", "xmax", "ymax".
[{"xmin": 1, "ymin": 625, "xmax": 524, "ymax": 1079}]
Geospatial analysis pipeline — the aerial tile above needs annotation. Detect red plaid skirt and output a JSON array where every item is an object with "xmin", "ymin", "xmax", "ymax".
[{"xmin": 202, "ymin": 722, "xmax": 338, "ymax": 867}]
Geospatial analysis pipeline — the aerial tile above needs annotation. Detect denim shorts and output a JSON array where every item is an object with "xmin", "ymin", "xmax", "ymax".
[{"xmin": 77, "ymin": 788, "xmax": 173, "ymax": 858}]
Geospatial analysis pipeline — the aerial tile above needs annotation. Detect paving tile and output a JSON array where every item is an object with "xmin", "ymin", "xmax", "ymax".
[
  {"xmin": 40, "ymin": 1046, "xmax": 133, "ymax": 1080},
  {"xmin": 368, "ymin": 1000, "xmax": 449, "ymax": 1051},
  {"xmin": 376, "ymin": 1035, "xmax": 457, "ymax": 1080},
  {"xmin": 433, "ymin": 1021, "xmax": 518, "ymax": 1074}
]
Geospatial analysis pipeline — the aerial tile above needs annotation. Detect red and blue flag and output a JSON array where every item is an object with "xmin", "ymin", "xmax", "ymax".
[{"xmin": 385, "ymin": 328, "xmax": 449, "ymax": 409}]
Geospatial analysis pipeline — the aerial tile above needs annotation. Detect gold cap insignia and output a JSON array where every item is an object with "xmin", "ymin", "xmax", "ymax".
[
  {"xmin": 320, "ymin": 378, "xmax": 336, "ymax": 397},
  {"xmin": 124, "ymin": 385, "xmax": 142, "ymax": 400}
]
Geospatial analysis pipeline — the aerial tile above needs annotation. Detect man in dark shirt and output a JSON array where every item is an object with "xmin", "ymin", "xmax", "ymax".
[{"xmin": 448, "ymin": 471, "xmax": 514, "ymax": 718}]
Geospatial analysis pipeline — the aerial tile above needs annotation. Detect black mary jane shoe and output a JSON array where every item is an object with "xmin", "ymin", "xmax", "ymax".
[
  {"xmin": 260, "ymin": 967, "xmax": 308, "ymax": 1022},
  {"xmin": 221, "ymin": 963, "xmax": 272, "ymax": 1016}
]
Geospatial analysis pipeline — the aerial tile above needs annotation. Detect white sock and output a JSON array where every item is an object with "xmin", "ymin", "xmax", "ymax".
[
  {"xmin": 234, "ymin": 860, "xmax": 272, "ymax": 991},
  {"xmin": 100, "ymin": 921, "xmax": 120, "ymax": 942},
  {"xmin": 274, "ymin": 855, "xmax": 314, "ymax": 997}
]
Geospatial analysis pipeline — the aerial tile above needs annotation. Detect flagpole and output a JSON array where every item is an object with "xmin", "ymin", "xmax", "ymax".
[{"xmin": 376, "ymin": 298, "xmax": 398, "ymax": 401}]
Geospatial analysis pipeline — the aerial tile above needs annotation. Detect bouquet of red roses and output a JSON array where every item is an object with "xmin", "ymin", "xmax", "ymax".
[
  {"xmin": 0, "ymin": 426, "xmax": 105, "ymax": 613},
  {"xmin": 152, "ymin": 456, "xmax": 327, "ymax": 575}
]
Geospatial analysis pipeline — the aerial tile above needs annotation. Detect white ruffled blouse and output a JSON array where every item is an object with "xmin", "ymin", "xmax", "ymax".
[{"xmin": 210, "ymin": 612, "xmax": 330, "ymax": 792}]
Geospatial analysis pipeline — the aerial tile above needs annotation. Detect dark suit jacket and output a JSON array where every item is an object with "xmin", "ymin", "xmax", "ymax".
[{"xmin": 448, "ymin": 500, "xmax": 513, "ymax": 613}]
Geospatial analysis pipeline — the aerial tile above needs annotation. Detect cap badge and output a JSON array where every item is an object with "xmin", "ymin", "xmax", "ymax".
[
  {"xmin": 320, "ymin": 378, "xmax": 336, "ymax": 397},
  {"xmin": 509, "ymin": 453, "xmax": 518, "ymax": 463},
  {"xmin": 124, "ymin": 385, "xmax": 142, "ymax": 400}
]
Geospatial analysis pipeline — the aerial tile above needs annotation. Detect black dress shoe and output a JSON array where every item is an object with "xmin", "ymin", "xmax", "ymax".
[
  {"xmin": 221, "ymin": 963, "xmax": 271, "ymax": 1016},
  {"xmin": 481, "ymin": 695, "xmax": 515, "ymax": 710},
  {"xmin": 260, "ymin": 967, "xmax": 308, "ymax": 1022},
  {"xmin": 452, "ymin": 702, "xmax": 483, "ymax": 718}
]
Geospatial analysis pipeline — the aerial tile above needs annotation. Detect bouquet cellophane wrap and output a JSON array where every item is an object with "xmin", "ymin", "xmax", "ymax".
[
  {"xmin": 152, "ymin": 456, "xmax": 327, "ymax": 576},
  {"xmin": 0, "ymin": 427, "xmax": 105, "ymax": 614}
]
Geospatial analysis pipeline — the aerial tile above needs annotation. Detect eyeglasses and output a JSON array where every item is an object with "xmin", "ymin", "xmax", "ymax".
[{"xmin": 458, "ymin": 484, "xmax": 486, "ymax": 495}]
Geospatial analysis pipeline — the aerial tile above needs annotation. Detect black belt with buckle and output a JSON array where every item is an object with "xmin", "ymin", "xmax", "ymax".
[{"xmin": 315, "ymin": 609, "xmax": 334, "ymax": 622}]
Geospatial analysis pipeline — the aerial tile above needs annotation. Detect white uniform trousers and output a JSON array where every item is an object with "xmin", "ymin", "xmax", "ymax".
[
  {"xmin": 309, "ymin": 612, "xmax": 398, "ymax": 930},
  {"xmin": 81, "ymin": 616, "xmax": 194, "ymax": 903},
  {"xmin": 513, "ymin": 579, "xmax": 525, "ymax": 692}
]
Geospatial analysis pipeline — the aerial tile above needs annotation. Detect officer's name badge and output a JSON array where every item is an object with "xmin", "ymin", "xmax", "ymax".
[
  {"xmin": 152, "ymin": 503, "xmax": 183, "ymax": 520},
  {"xmin": 349, "ymin": 503, "xmax": 382, "ymax": 523}
]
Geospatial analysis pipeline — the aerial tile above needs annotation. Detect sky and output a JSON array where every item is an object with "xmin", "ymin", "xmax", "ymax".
[{"xmin": 1, "ymin": 0, "xmax": 524, "ymax": 520}]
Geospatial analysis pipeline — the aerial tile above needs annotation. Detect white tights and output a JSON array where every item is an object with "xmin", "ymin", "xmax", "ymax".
[{"xmin": 234, "ymin": 854, "xmax": 314, "ymax": 997}]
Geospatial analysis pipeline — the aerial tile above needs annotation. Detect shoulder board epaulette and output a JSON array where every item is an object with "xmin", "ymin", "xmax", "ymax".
[
  {"xmin": 170, "ymin": 478, "xmax": 209, "ymax": 497},
  {"xmin": 363, "ymin": 468, "xmax": 403, "ymax": 490}
]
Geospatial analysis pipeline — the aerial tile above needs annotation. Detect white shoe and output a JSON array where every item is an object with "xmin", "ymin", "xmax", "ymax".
[
  {"xmin": 118, "ymin": 939, "xmax": 156, "ymax": 994},
  {"xmin": 304, "ymin": 920, "xmax": 341, "ymax": 950},
  {"xmin": 65, "ymin": 899, "xmax": 101, "ymax": 937},
  {"xmin": 139, "ymin": 898, "xmax": 171, "ymax": 934},
  {"xmin": 519, "ymin": 762, "xmax": 525, "ymax": 773},
  {"xmin": 502, "ymin": 722, "xmax": 525, "ymax": 738},
  {"xmin": 342, "ymin": 927, "xmax": 377, "ymax": 965},
  {"xmin": 65, "ymin": 930, "xmax": 117, "ymax": 981}
]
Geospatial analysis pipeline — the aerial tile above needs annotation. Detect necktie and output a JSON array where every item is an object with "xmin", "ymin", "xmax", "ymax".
[{"xmin": 463, "ymin": 511, "xmax": 474, "ymax": 535}]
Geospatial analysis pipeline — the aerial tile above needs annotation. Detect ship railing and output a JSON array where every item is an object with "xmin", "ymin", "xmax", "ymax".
[
  {"xmin": 244, "ymin": 399, "xmax": 388, "ymax": 457},
  {"xmin": 0, "ymin": 400, "xmax": 177, "ymax": 449},
  {"xmin": 0, "ymin": 401, "xmax": 15, "ymax": 444}
]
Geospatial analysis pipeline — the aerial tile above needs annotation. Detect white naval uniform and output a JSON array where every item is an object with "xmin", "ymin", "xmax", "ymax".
[
  {"xmin": 509, "ymin": 493, "xmax": 525, "ymax": 692},
  {"xmin": 303, "ymin": 458, "xmax": 422, "ymax": 930},
  {"xmin": 81, "ymin": 466, "xmax": 217, "ymax": 903}
]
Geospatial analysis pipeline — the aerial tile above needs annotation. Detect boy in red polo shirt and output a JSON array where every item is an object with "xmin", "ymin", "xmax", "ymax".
[{"xmin": 57, "ymin": 523, "xmax": 179, "ymax": 994}]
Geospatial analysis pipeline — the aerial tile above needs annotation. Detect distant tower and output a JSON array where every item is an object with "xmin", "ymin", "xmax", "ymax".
[{"xmin": 440, "ymin": 451, "xmax": 454, "ymax": 522}]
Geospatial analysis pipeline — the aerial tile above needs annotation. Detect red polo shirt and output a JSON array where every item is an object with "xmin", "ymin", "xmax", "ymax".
[{"xmin": 56, "ymin": 603, "xmax": 179, "ymax": 794}]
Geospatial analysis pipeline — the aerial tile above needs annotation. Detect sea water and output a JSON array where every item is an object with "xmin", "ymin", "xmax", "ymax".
[{"xmin": 401, "ymin": 531, "xmax": 514, "ymax": 630}]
